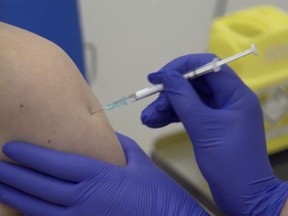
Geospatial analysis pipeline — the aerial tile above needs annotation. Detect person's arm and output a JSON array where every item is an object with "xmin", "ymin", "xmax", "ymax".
[
  {"xmin": 280, "ymin": 200, "xmax": 288, "ymax": 216},
  {"xmin": 0, "ymin": 22, "xmax": 125, "ymax": 215},
  {"xmin": 141, "ymin": 54, "xmax": 288, "ymax": 215}
]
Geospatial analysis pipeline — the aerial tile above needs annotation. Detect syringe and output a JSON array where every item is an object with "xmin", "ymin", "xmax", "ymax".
[{"xmin": 92, "ymin": 44, "xmax": 257, "ymax": 114}]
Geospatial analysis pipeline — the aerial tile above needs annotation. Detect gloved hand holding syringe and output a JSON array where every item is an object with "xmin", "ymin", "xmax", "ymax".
[{"xmin": 92, "ymin": 44, "xmax": 257, "ymax": 114}]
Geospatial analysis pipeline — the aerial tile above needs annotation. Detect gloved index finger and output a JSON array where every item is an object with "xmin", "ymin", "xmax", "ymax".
[
  {"xmin": 3, "ymin": 142, "xmax": 114, "ymax": 182},
  {"xmin": 161, "ymin": 53, "xmax": 249, "ymax": 109}
]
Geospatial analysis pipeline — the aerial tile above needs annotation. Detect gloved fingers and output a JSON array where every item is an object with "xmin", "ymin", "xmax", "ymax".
[
  {"xmin": 148, "ymin": 93, "xmax": 171, "ymax": 112},
  {"xmin": 161, "ymin": 70, "xmax": 208, "ymax": 117},
  {"xmin": 198, "ymin": 64, "xmax": 248, "ymax": 108},
  {"xmin": 142, "ymin": 54, "xmax": 222, "ymax": 126},
  {"xmin": 141, "ymin": 93, "xmax": 180, "ymax": 128},
  {"xmin": 3, "ymin": 142, "xmax": 114, "ymax": 182},
  {"xmin": 147, "ymin": 70, "xmax": 165, "ymax": 84},
  {"xmin": 0, "ymin": 161, "xmax": 77, "ymax": 206},
  {"xmin": 0, "ymin": 183, "xmax": 62, "ymax": 216},
  {"xmin": 158, "ymin": 53, "xmax": 248, "ymax": 109},
  {"xmin": 147, "ymin": 72, "xmax": 210, "ymax": 110},
  {"xmin": 142, "ymin": 69, "xmax": 208, "ymax": 127},
  {"xmin": 116, "ymin": 133, "xmax": 152, "ymax": 166}
]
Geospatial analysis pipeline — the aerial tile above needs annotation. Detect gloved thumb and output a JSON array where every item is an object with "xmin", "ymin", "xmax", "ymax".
[
  {"xmin": 116, "ymin": 133, "xmax": 152, "ymax": 166},
  {"xmin": 161, "ymin": 70, "xmax": 206, "ymax": 121}
]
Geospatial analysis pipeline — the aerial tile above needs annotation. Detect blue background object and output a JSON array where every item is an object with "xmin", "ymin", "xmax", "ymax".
[{"xmin": 0, "ymin": 0, "xmax": 86, "ymax": 79}]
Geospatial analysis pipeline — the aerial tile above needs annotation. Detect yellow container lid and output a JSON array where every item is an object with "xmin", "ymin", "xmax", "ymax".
[{"xmin": 209, "ymin": 5, "xmax": 288, "ymax": 154}]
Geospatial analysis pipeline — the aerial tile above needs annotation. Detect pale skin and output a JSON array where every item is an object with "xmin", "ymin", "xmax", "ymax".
[
  {"xmin": 281, "ymin": 200, "xmax": 288, "ymax": 216},
  {"xmin": 0, "ymin": 22, "xmax": 125, "ymax": 215}
]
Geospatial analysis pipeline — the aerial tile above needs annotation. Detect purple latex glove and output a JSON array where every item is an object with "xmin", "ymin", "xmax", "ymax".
[
  {"xmin": 141, "ymin": 53, "xmax": 288, "ymax": 215},
  {"xmin": 0, "ymin": 133, "xmax": 208, "ymax": 216}
]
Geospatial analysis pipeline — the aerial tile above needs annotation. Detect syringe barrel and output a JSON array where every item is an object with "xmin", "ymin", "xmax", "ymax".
[{"xmin": 135, "ymin": 84, "xmax": 163, "ymax": 100}]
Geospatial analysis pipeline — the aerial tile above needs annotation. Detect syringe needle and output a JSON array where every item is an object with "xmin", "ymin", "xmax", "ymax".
[{"xmin": 90, "ymin": 108, "xmax": 105, "ymax": 115}]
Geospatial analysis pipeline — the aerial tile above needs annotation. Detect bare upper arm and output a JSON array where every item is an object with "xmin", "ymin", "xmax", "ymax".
[
  {"xmin": 280, "ymin": 199, "xmax": 288, "ymax": 216},
  {"xmin": 0, "ymin": 22, "xmax": 126, "ymax": 215}
]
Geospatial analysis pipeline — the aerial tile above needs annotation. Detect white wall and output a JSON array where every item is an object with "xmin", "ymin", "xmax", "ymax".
[
  {"xmin": 226, "ymin": 1, "xmax": 288, "ymax": 12},
  {"xmin": 79, "ymin": 0, "xmax": 288, "ymax": 153}
]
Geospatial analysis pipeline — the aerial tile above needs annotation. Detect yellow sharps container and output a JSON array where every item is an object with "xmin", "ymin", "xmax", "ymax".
[{"xmin": 209, "ymin": 5, "xmax": 288, "ymax": 154}]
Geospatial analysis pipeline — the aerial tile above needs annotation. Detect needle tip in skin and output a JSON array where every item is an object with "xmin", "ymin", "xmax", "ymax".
[{"xmin": 90, "ymin": 108, "xmax": 105, "ymax": 115}]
